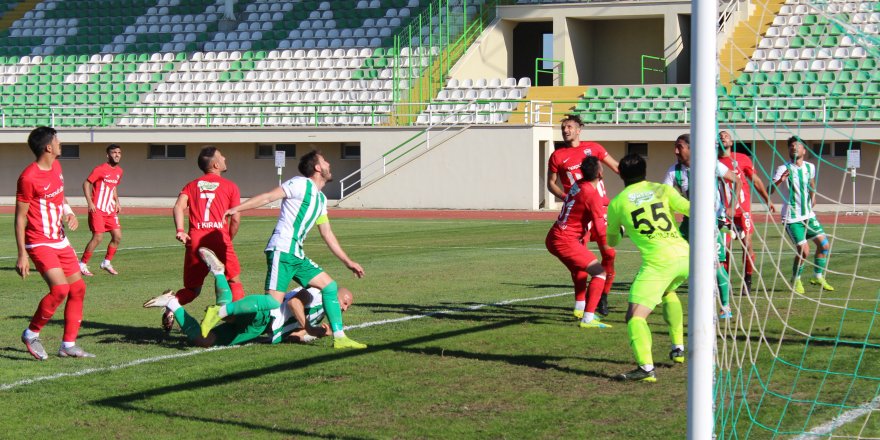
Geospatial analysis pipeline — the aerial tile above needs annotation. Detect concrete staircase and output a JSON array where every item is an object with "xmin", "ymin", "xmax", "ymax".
[
  {"xmin": 508, "ymin": 85, "xmax": 585, "ymax": 124},
  {"xmin": 718, "ymin": 0, "xmax": 788, "ymax": 86},
  {"xmin": 0, "ymin": 0, "xmax": 41, "ymax": 30}
]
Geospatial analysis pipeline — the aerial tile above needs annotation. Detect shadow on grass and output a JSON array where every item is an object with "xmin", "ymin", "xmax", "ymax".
[
  {"xmin": 7, "ymin": 315, "xmax": 194, "ymax": 350},
  {"xmin": 91, "ymin": 318, "xmax": 534, "ymax": 436}
]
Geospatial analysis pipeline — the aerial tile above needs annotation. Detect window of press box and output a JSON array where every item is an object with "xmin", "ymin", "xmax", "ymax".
[
  {"xmin": 811, "ymin": 142, "xmax": 860, "ymax": 157},
  {"xmin": 60, "ymin": 144, "xmax": 79, "ymax": 159},
  {"xmin": 341, "ymin": 144, "xmax": 360, "ymax": 159},
  {"xmin": 257, "ymin": 144, "xmax": 296, "ymax": 158},
  {"xmin": 626, "ymin": 142, "xmax": 648, "ymax": 159},
  {"xmin": 149, "ymin": 144, "xmax": 186, "ymax": 159}
]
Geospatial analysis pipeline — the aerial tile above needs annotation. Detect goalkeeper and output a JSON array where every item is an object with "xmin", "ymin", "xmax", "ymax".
[{"xmin": 607, "ymin": 153, "xmax": 690, "ymax": 383}]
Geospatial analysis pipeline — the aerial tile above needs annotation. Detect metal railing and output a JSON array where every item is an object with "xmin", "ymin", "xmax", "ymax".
[
  {"xmin": 640, "ymin": 55, "xmax": 667, "ymax": 84},
  {"xmin": 534, "ymin": 58, "xmax": 564, "ymax": 86}
]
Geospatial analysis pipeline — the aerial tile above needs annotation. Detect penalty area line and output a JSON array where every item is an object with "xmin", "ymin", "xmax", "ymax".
[
  {"xmin": 793, "ymin": 394, "xmax": 880, "ymax": 440},
  {"xmin": 0, "ymin": 291, "xmax": 572, "ymax": 392}
]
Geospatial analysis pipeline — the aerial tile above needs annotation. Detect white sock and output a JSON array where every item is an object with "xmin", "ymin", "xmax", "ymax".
[
  {"xmin": 23, "ymin": 328, "xmax": 39, "ymax": 339},
  {"xmin": 102, "ymin": 259, "xmax": 110, "ymax": 266},
  {"xmin": 673, "ymin": 344, "xmax": 684, "ymax": 352},
  {"xmin": 333, "ymin": 330, "xmax": 346, "ymax": 338},
  {"xmin": 166, "ymin": 298, "xmax": 181, "ymax": 312},
  {"xmin": 217, "ymin": 305, "xmax": 229, "ymax": 318},
  {"xmin": 61, "ymin": 341, "xmax": 76, "ymax": 349},
  {"xmin": 574, "ymin": 300, "xmax": 585, "ymax": 311},
  {"xmin": 582, "ymin": 312, "xmax": 595, "ymax": 323},
  {"xmin": 641, "ymin": 364, "xmax": 655, "ymax": 372}
]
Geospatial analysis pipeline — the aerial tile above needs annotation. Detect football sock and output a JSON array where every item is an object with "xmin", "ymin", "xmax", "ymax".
[
  {"xmin": 627, "ymin": 317, "xmax": 653, "ymax": 367},
  {"xmin": 582, "ymin": 312, "xmax": 595, "ymax": 323},
  {"xmin": 229, "ymin": 281, "xmax": 245, "ymax": 302},
  {"xmin": 61, "ymin": 341, "xmax": 76, "ymax": 349},
  {"xmin": 574, "ymin": 300, "xmax": 585, "ymax": 312},
  {"xmin": 600, "ymin": 248, "xmax": 616, "ymax": 294},
  {"xmin": 173, "ymin": 307, "xmax": 202, "ymax": 341},
  {"xmin": 23, "ymin": 328, "xmax": 38, "ymax": 339},
  {"xmin": 166, "ymin": 297, "xmax": 181, "ymax": 312},
  {"xmin": 29, "ymin": 284, "xmax": 69, "ymax": 332},
  {"xmin": 175, "ymin": 287, "xmax": 199, "ymax": 305},
  {"xmin": 744, "ymin": 250, "xmax": 755, "ymax": 276},
  {"xmin": 105, "ymin": 245, "xmax": 118, "ymax": 261},
  {"xmin": 717, "ymin": 266, "xmax": 730, "ymax": 308},
  {"xmin": 814, "ymin": 257, "xmax": 828, "ymax": 277},
  {"xmin": 213, "ymin": 273, "xmax": 232, "ymax": 305},
  {"xmin": 80, "ymin": 250, "xmax": 93, "ymax": 264},
  {"xmin": 224, "ymin": 295, "xmax": 280, "ymax": 315},
  {"xmin": 63, "ymin": 279, "xmax": 86, "ymax": 343},
  {"xmin": 321, "ymin": 281, "xmax": 345, "ymax": 333},
  {"xmin": 792, "ymin": 259, "xmax": 804, "ymax": 280},
  {"xmin": 585, "ymin": 274, "xmax": 606, "ymax": 313},
  {"xmin": 572, "ymin": 270, "xmax": 587, "ymax": 303},
  {"xmin": 662, "ymin": 292, "xmax": 684, "ymax": 347}
]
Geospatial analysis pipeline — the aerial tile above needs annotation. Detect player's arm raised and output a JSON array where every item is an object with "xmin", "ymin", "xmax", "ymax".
[
  {"xmin": 172, "ymin": 193, "xmax": 190, "ymax": 244},
  {"xmin": 317, "ymin": 219, "xmax": 364, "ymax": 278},
  {"xmin": 723, "ymin": 169, "xmax": 740, "ymax": 220},
  {"xmin": 601, "ymin": 155, "xmax": 620, "ymax": 175},
  {"xmin": 751, "ymin": 174, "xmax": 776, "ymax": 213},
  {"xmin": 768, "ymin": 165, "xmax": 788, "ymax": 197},
  {"xmin": 225, "ymin": 186, "xmax": 285, "ymax": 217}
]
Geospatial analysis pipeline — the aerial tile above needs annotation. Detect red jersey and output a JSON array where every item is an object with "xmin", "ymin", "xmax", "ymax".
[
  {"xmin": 16, "ymin": 160, "xmax": 69, "ymax": 248},
  {"xmin": 548, "ymin": 180, "xmax": 608, "ymax": 244},
  {"xmin": 719, "ymin": 152, "xmax": 754, "ymax": 214},
  {"xmin": 180, "ymin": 173, "xmax": 240, "ymax": 235},
  {"xmin": 86, "ymin": 162, "xmax": 123, "ymax": 214},
  {"xmin": 548, "ymin": 141, "xmax": 610, "ymax": 194}
]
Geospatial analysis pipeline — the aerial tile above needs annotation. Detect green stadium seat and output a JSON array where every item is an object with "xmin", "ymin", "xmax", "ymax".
[
  {"xmin": 647, "ymin": 87, "xmax": 662, "ymax": 99},
  {"xmin": 599, "ymin": 87, "xmax": 614, "ymax": 99},
  {"xmin": 853, "ymin": 110, "xmax": 869, "ymax": 121},
  {"xmin": 662, "ymin": 87, "xmax": 678, "ymax": 98},
  {"xmin": 769, "ymin": 72, "xmax": 784, "ymax": 84},
  {"xmin": 584, "ymin": 88, "xmax": 599, "ymax": 99},
  {"xmin": 735, "ymin": 73, "xmax": 752, "ymax": 85},
  {"xmin": 615, "ymin": 88, "xmax": 631, "ymax": 99}
]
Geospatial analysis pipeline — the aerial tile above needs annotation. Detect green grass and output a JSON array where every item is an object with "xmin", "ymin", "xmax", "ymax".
[{"xmin": 0, "ymin": 215, "xmax": 877, "ymax": 439}]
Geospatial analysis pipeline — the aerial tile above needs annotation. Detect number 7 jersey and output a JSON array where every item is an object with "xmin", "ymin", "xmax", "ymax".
[
  {"xmin": 606, "ymin": 180, "xmax": 690, "ymax": 265},
  {"xmin": 180, "ymin": 173, "xmax": 241, "ymax": 235}
]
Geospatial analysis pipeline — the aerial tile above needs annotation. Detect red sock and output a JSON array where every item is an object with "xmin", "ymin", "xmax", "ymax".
[
  {"xmin": 29, "ymin": 284, "xmax": 70, "ymax": 332},
  {"xmin": 81, "ymin": 250, "xmax": 93, "ymax": 264},
  {"xmin": 175, "ymin": 287, "xmax": 199, "ymax": 305},
  {"xmin": 744, "ymin": 251, "xmax": 755, "ymax": 276},
  {"xmin": 600, "ymin": 248, "xmax": 616, "ymax": 295},
  {"xmin": 105, "ymin": 245, "xmax": 118, "ymax": 261},
  {"xmin": 229, "ymin": 281, "xmax": 245, "ymax": 302},
  {"xmin": 585, "ymin": 274, "xmax": 606, "ymax": 313},
  {"xmin": 63, "ymin": 279, "xmax": 86, "ymax": 342},
  {"xmin": 572, "ymin": 270, "xmax": 587, "ymax": 303}
]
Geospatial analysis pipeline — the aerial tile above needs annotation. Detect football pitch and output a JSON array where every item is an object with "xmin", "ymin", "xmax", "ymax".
[{"xmin": 0, "ymin": 214, "xmax": 877, "ymax": 439}]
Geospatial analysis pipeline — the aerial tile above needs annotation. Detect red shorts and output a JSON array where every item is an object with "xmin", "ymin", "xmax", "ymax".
[
  {"xmin": 27, "ymin": 245, "xmax": 80, "ymax": 276},
  {"xmin": 183, "ymin": 230, "xmax": 241, "ymax": 289},
  {"xmin": 88, "ymin": 210, "xmax": 120, "ymax": 233},
  {"xmin": 546, "ymin": 236, "xmax": 599, "ymax": 273},
  {"xmin": 733, "ymin": 212, "xmax": 754, "ymax": 236}
]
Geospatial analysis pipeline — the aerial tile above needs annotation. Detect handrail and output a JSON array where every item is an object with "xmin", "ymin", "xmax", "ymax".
[
  {"xmin": 717, "ymin": 0, "xmax": 744, "ymax": 34},
  {"xmin": 534, "ymin": 58, "xmax": 564, "ymax": 86},
  {"xmin": 640, "ymin": 55, "xmax": 667, "ymax": 84}
]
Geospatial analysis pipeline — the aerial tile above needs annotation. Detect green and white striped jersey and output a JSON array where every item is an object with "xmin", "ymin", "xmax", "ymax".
[
  {"xmin": 265, "ymin": 176, "xmax": 328, "ymax": 257},
  {"xmin": 268, "ymin": 287, "xmax": 326, "ymax": 344},
  {"xmin": 772, "ymin": 161, "xmax": 816, "ymax": 223}
]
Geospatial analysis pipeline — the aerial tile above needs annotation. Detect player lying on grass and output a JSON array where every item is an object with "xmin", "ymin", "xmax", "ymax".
[{"xmin": 143, "ymin": 248, "xmax": 355, "ymax": 347}]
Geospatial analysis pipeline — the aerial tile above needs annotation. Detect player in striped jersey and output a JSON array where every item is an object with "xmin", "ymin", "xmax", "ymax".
[
  {"xmin": 16, "ymin": 126, "xmax": 94, "ymax": 360},
  {"xmin": 769, "ymin": 136, "xmax": 834, "ymax": 294},
  {"xmin": 79, "ymin": 144, "xmax": 123, "ymax": 276},
  {"xmin": 224, "ymin": 150, "xmax": 367, "ymax": 349}
]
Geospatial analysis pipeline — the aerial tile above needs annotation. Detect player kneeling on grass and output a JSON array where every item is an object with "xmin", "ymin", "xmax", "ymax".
[
  {"xmin": 545, "ymin": 156, "xmax": 610, "ymax": 329},
  {"xmin": 606, "ymin": 153, "xmax": 690, "ymax": 383},
  {"xmin": 144, "ymin": 248, "xmax": 354, "ymax": 346}
]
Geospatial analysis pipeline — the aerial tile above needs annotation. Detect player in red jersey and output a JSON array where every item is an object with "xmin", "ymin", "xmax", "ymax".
[
  {"xmin": 159, "ymin": 146, "xmax": 245, "ymax": 333},
  {"xmin": 717, "ymin": 131, "xmax": 775, "ymax": 294},
  {"xmin": 16, "ymin": 126, "xmax": 94, "ymax": 360},
  {"xmin": 79, "ymin": 144, "xmax": 123, "ymax": 276},
  {"xmin": 547, "ymin": 114, "xmax": 619, "ymax": 318},
  {"xmin": 546, "ymin": 156, "xmax": 611, "ymax": 329}
]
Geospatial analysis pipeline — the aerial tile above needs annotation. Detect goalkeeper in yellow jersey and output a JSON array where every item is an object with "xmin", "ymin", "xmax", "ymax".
[{"xmin": 606, "ymin": 153, "xmax": 691, "ymax": 382}]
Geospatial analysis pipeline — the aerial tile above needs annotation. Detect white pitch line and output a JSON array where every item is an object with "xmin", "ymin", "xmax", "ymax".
[
  {"xmin": 0, "ymin": 291, "xmax": 572, "ymax": 392},
  {"xmin": 794, "ymin": 394, "xmax": 880, "ymax": 440}
]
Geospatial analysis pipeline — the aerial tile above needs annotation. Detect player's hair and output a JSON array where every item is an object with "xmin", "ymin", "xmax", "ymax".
[
  {"xmin": 676, "ymin": 133, "xmax": 690, "ymax": 146},
  {"xmin": 787, "ymin": 135, "xmax": 806, "ymax": 148},
  {"xmin": 298, "ymin": 150, "xmax": 323, "ymax": 177},
  {"xmin": 560, "ymin": 114, "xmax": 584, "ymax": 127},
  {"xmin": 618, "ymin": 153, "xmax": 647, "ymax": 186},
  {"xmin": 580, "ymin": 156, "xmax": 601, "ymax": 181},
  {"xmin": 197, "ymin": 145, "xmax": 219, "ymax": 172},
  {"xmin": 106, "ymin": 143, "xmax": 121, "ymax": 154},
  {"xmin": 27, "ymin": 126, "xmax": 57, "ymax": 158}
]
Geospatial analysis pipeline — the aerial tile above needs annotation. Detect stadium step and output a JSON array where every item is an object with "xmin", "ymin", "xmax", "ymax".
[
  {"xmin": 507, "ymin": 86, "xmax": 585, "ymax": 124},
  {"xmin": 0, "ymin": 0, "xmax": 42, "ymax": 30},
  {"xmin": 718, "ymin": 0, "xmax": 788, "ymax": 87}
]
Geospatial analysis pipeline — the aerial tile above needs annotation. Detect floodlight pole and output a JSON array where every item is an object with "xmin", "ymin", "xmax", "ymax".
[{"xmin": 688, "ymin": 1, "xmax": 717, "ymax": 439}]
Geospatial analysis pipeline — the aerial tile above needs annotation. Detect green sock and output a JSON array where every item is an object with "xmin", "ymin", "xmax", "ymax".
[
  {"xmin": 662, "ymin": 292, "xmax": 684, "ymax": 347},
  {"xmin": 225, "ymin": 295, "xmax": 280, "ymax": 315},
  {"xmin": 717, "ymin": 266, "xmax": 730, "ymax": 307},
  {"xmin": 214, "ymin": 273, "xmax": 232, "ymax": 305},
  {"xmin": 792, "ymin": 259, "xmax": 804, "ymax": 280},
  {"xmin": 814, "ymin": 257, "xmax": 827, "ymax": 277},
  {"xmin": 627, "ymin": 317, "xmax": 653, "ymax": 367},
  {"xmin": 321, "ymin": 281, "xmax": 344, "ymax": 333},
  {"xmin": 173, "ymin": 307, "xmax": 202, "ymax": 342}
]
